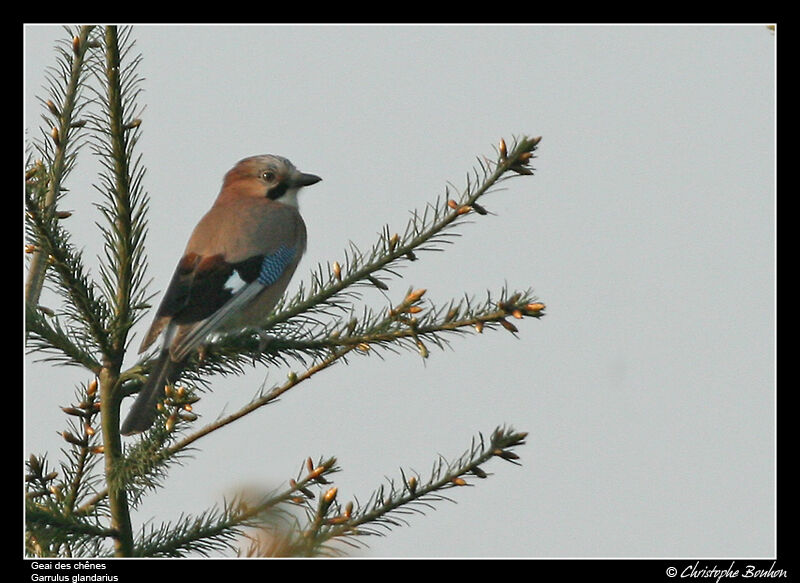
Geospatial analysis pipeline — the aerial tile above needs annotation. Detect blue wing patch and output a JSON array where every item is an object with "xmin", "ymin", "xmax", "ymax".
[{"xmin": 258, "ymin": 245, "xmax": 296, "ymax": 286}]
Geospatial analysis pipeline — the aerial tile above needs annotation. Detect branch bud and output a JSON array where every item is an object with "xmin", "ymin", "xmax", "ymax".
[
  {"xmin": 367, "ymin": 275, "xmax": 388, "ymax": 290},
  {"xmin": 416, "ymin": 339, "xmax": 429, "ymax": 359},
  {"xmin": 407, "ymin": 476, "xmax": 418, "ymax": 493},
  {"xmin": 471, "ymin": 202, "xmax": 488, "ymax": 215},
  {"xmin": 45, "ymin": 100, "xmax": 60, "ymax": 118},
  {"xmin": 165, "ymin": 413, "xmax": 178, "ymax": 432},
  {"xmin": 500, "ymin": 319, "xmax": 518, "ymax": 333},
  {"xmin": 323, "ymin": 487, "xmax": 338, "ymax": 504},
  {"xmin": 405, "ymin": 288, "xmax": 427, "ymax": 304},
  {"xmin": 471, "ymin": 466, "xmax": 488, "ymax": 478}
]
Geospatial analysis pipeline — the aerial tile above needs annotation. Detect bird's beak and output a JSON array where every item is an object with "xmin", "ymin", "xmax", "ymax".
[{"xmin": 294, "ymin": 172, "xmax": 322, "ymax": 187}]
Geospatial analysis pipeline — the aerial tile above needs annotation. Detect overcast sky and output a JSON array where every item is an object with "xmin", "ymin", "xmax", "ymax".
[{"xmin": 24, "ymin": 24, "xmax": 776, "ymax": 559}]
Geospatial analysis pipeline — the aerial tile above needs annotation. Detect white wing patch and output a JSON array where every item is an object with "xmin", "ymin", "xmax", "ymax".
[{"xmin": 223, "ymin": 269, "xmax": 248, "ymax": 295}]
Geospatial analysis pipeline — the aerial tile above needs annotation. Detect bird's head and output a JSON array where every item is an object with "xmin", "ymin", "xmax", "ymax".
[{"xmin": 221, "ymin": 154, "xmax": 322, "ymax": 207}]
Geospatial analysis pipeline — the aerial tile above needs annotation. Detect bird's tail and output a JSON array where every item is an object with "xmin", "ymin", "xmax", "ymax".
[{"xmin": 121, "ymin": 350, "xmax": 183, "ymax": 435}]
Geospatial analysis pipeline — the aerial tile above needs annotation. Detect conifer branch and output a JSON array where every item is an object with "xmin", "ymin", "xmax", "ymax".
[
  {"xmin": 25, "ymin": 302, "xmax": 102, "ymax": 372},
  {"xmin": 237, "ymin": 428, "xmax": 527, "ymax": 557},
  {"xmin": 25, "ymin": 192, "xmax": 112, "ymax": 359},
  {"xmin": 88, "ymin": 25, "xmax": 150, "ymax": 360},
  {"xmin": 88, "ymin": 24, "xmax": 151, "ymax": 558},
  {"xmin": 26, "ymin": 25, "xmax": 97, "ymax": 306},
  {"xmin": 262, "ymin": 136, "xmax": 541, "ymax": 336}
]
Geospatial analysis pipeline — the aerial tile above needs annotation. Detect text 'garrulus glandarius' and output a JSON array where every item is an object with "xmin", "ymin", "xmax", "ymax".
[{"xmin": 121, "ymin": 155, "xmax": 321, "ymax": 435}]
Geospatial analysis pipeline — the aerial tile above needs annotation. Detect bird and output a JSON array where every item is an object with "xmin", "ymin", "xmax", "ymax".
[{"xmin": 120, "ymin": 155, "xmax": 321, "ymax": 435}]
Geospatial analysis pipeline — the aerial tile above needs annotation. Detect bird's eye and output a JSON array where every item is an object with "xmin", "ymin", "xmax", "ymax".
[{"xmin": 262, "ymin": 171, "xmax": 276, "ymax": 182}]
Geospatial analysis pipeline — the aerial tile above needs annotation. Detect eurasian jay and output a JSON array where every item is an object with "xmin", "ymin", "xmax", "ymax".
[{"xmin": 121, "ymin": 155, "xmax": 321, "ymax": 435}]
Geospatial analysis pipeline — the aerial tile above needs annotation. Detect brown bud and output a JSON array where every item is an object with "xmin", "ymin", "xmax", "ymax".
[
  {"xmin": 46, "ymin": 100, "xmax": 60, "ymax": 118},
  {"xmin": 323, "ymin": 486, "xmax": 338, "ymax": 504},
  {"xmin": 474, "ymin": 322, "xmax": 484, "ymax": 334},
  {"xmin": 25, "ymin": 244, "xmax": 37, "ymax": 254},
  {"xmin": 61, "ymin": 431, "xmax": 84, "ymax": 446},
  {"xmin": 61, "ymin": 406, "xmax": 85, "ymax": 417},
  {"xmin": 389, "ymin": 233, "xmax": 400, "ymax": 251},
  {"xmin": 512, "ymin": 308, "xmax": 523, "ymax": 319},
  {"xmin": 471, "ymin": 466, "xmax": 488, "ymax": 478},
  {"xmin": 500, "ymin": 319, "xmax": 518, "ymax": 333},
  {"xmin": 332, "ymin": 261, "xmax": 341, "ymax": 281},
  {"xmin": 493, "ymin": 449, "xmax": 520, "ymax": 461},
  {"xmin": 456, "ymin": 205, "xmax": 471, "ymax": 216},
  {"xmin": 510, "ymin": 164, "xmax": 534, "ymax": 176},
  {"xmin": 72, "ymin": 36, "xmax": 80, "ymax": 55},
  {"xmin": 87, "ymin": 378, "xmax": 98, "ymax": 397},
  {"xmin": 447, "ymin": 199, "xmax": 458, "ymax": 210},
  {"xmin": 344, "ymin": 501, "xmax": 353, "ymax": 518},
  {"xmin": 499, "ymin": 138, "xmax": 508, "ymax": 159},
  {"xmin": 165, "ymin": 413, "xmax": 178, "ymax": 432},
  {"xmin": 307, "ymin": 465, "xmax": 325, "ymax": 480},
  {"xmin": 50, "ymin": 126, "xmax": 60, "ymax": 147},
  {"xmin": 407, "ymin": 476, "xmax": 418, "ymax": 493},
  {"xmin": 367, "ymin": 275, "xmax": 388, "ymax": 290},
  {"xmin": 451, "ymin": 477, "xmax": 467, "ymax": 486},
  {"xmin": 49, "ymin": 485, "xmax": 64, "ymax": 501},
  {"xmin": 526, "ymin": 302, "xmax": 545, "ymax": 313},
  {"xmin": 123, "ymin": 118, "xmax": 142, "ymax": 130},
  {"xmin": 405, "ymin": 288, "xmax": 427, "ymax": 303},
  {"xmin": 56, "ymin": 210, "xmax": 73, "ymax": 219},
  {"xmin": 471, "ymin": 202, "xmax": 488, "ymax": 215}
]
